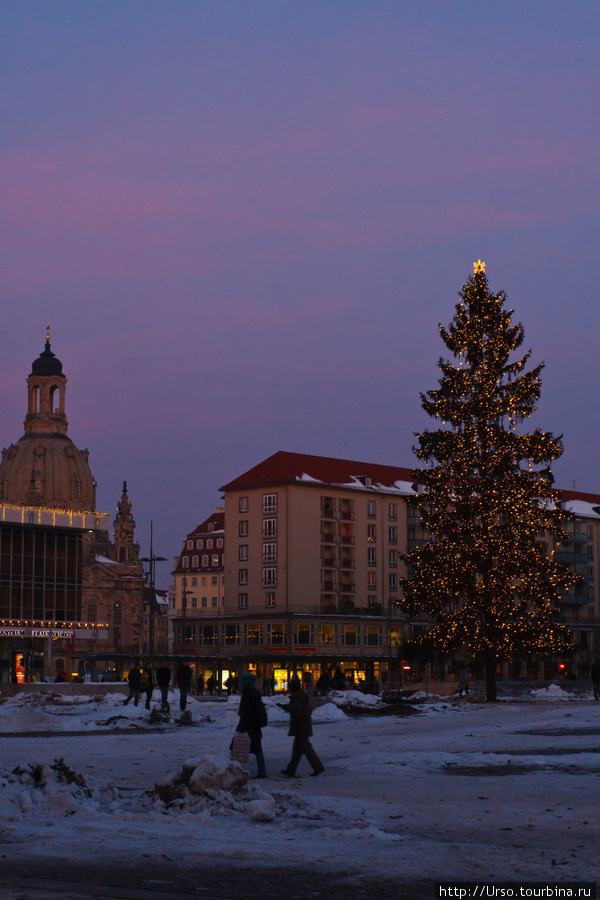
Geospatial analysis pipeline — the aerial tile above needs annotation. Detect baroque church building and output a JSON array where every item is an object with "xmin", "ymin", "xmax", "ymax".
[{"xmin": 0, "ymin": 333, "xmax": 145, "ymax": 683}]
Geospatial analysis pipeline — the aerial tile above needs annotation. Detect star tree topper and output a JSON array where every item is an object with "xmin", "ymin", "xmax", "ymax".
[{"xmin": 473, "ymin": 259, "xmax": 486, "ymax": 274}]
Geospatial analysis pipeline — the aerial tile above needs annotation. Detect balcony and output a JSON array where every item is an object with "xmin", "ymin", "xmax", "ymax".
[
  {"xmin": 559, "ymin": 594, "xmax": 591, "ymax": 606},
  {"xmin": 555, "ymin": 551, "xmax": 589, "ymax": 567}
]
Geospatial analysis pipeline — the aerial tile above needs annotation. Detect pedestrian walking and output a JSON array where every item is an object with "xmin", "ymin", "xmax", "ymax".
[
  {"xmin": 233, "ymin": 672, "xmax": 268, "ymax": 778},
  {"xmin": 156, "ymin": 664, "xmax": 171, "ymax": 705},
  {"xmin": 196, "ymin": 674, "xmax": 204, "ymax": 696},
  {"xmin": 142, "ymin": 664, "xmax": 156, "ymax": 709},
  {"xmin": 281, "ymin": 677, "xmax": 324, "ymax": 778},
  {"xmin": 176, "ymin": 661, "xmax": 193, "ymax": 711},
  {"xmin": 123, "ymin": 663, "xmax": 142, "ymax": 706},
  {"xmin": 458, "ymin": 668, "xmax": 469, "ymax": 697}
]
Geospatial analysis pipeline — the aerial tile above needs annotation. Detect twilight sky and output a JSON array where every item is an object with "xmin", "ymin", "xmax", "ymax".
[{"xmin": 1, "ymin": 1, "xmax": 599, "ymax": 576}]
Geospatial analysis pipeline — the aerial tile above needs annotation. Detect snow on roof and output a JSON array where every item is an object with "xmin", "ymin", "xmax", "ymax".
[{"xmin": 563, "ymin": 499, "xmax": 600, "ymax": 520}]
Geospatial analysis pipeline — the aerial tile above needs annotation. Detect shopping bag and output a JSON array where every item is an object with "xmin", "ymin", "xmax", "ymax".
[{"xmin": 230, "ymin": 731, "xmax": 251, "ymax": 763}]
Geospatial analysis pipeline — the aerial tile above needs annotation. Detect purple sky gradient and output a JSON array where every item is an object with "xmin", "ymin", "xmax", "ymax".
[{"xmin": 2, "ymin": 1, "xmax": 599, "ymax": 577}]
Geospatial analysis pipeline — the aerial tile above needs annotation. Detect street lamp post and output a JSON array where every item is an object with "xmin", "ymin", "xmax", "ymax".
[{"xmin": 140, "ymin": 521, "xmax": 166, "ymax": 668}]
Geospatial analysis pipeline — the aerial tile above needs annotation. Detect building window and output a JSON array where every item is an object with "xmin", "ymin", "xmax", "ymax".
[
  {"xmin": 368, "ymin": 572, "xmax": 377, "ymax": 589},
  {"xmin": 263, "ymin": 567, "xmax": 277, "ymax": 587},
  {"xmin": 201, "ymin": 576, "xmax": 207, "ymax": 586},
  {"xmin": 263, "ymin": 493, "xmax": 277, "ymax": 514},
  {"xmin": 196, "ymin": 539, "xmax": 203, "ymax": 549},
  {"xmin": 318, "ymin": 624, "xmax": 337, "ymax": 645},
  {"xmin": 389, "ymin": 573, "xmax": 397, "ymax": 591},
  {"xmin": 187, "ymin": 540, "xmax": 194, "ymax": 550},
  {"xmin": 389, "ymin": 526, "xmax": 398, "ymax": 544},
  {"xmin": 263, "ymin": 543, "xmax": 277, "ymax": 563},
  {"xmin": 201, "ymin": 597, "xmax": 207, "ymax": 608},
  {"xmin": 192, "ymin": 555, "xmax": 199, "ymax": 567},
  {"xmin": 368, "ymin": 547, "xmax": 376, "ymax": 566},
  {"xmin": 211, "ymin": 596, "xmax": 218, "ymax": 607},
  {"xmin": 364, "ymin": 625, "xmax": 382, "ymax": 646},
  {"xmin": 367, "ymin": 595, "xmax": 377, "ymax": 608},
  {"xmin": 388, "ymin": 503, "xmax": 397, "ymax": 521},
  {"xmin": 199, "ymin": 625, "xmax": 217, "ymax": 646},
  {"xmin": 216, "ymin": 538, "xmax": 223, "ymax": 549},
  {"xmin": 239, "ymin": 496, "xmax": 249, "ymax": 513},
  {"xmin": 263, "ymin": 519, "xmax": 277, "ymax": 538},
  {"xmin": 88, "ymin": 601, "xmax": 96, "ymax": 621},
  {"xmin": 266, "ymin": 623, "xmax": 287, "ymax": 645},
  {"xmin": 223, "ymin": 625, "xmax": 240, "ymax": 646},
  {"xmin": 212, "ymin": 575, "xmax": 218, "ymax": 585},
  {"xmin": 341, "ymin": 624, "xmax": 360, "ymax": 646},
  {"xmin": 191, "ymin": 596, "xmax": 197, "ymax": 608},
  {"xmin": 238, "ymin": 592, "xmax": 248, "ymax": 609},
  {"xmin": 294, "ymin": 623, "xmax": 314, "ymax": 645},
  {"xmin": 212, "ymin": 555, "xmax": 220, "ymax": 567},
  {"xmin": 239, "ymin": 545, "xmax": 248, "ymax": 561},
  {"xmin": 182, "ymin": 556, "xmax": 189, "ymax": 568},
  {"xmin": 239, "ymin": 569, "xmax": 248, "ymax": 585},
  {"xmin": 206, "ymin": 539, "xmax": 213, "ymax": 550},
  {"xmin": 367, "ymin": 500, "xmax": 376, "ymax": 519},
  {"xmin": 113, "ymin": 602, "xmax": 121, "ymax": 625},
  {"xmin": 191, "ymin": 577, "xmax": 197, "ymax": 586},
  {"xmin": 245, "ymin": 623, "xmax": 263, "ymax": 645},
  {"xmin": 389, "ymin": 549, "xmax": 397, "ymax": 568},
  {"xmin": 367, "ymin": 523, "xmax": 376, "ymax": 542},
  {"xmin": 239, "ymin": 520, "xmax": 248, "ymax": 537},
  {"xmin": 202, "ymin": 555, "xmax": 209, "ymax": 566},
  {"xmin": 266, "ymin": 592, "xmax": 276, "ymax": 608}
]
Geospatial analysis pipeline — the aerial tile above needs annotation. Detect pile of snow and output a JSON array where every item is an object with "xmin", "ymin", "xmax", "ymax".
[
  {"xmin": 528, "ymin": 683, "xmax": 579, "ymax": 701},
  {"xmin": 1, "ymin": 758, "xmax": 119, "ymax": 822},
  {"xmin": 326, "ymin": 690, "xmax": 384, "ymax": 710}
]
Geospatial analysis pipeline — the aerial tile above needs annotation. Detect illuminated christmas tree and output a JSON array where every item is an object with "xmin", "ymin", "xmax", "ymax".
[{"xmin": 399, "ymin": 261, "xmax": 577, "ymax": 701}]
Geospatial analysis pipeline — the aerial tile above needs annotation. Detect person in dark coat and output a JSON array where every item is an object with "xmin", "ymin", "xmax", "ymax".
[
  {"xmin": 281, "ymin": 677, "xmax": 324, "ymax": 777},
  {"xmin": 142, "ymin": 664, "xmax": 156, "ymax": 709},
  {"xmin": 156, "ymin": 664, "xmax": 171, "ymax": 705},
  {"xmin": 234, "ymin": 672, "xmax": 267, "ymax": 778},
  {"xmin": 123, "ymin": 663, "xmax": 142, "ymax": 706},
  {"xmin": 176, "ymin": 662, "xmax": 193, "ymax": 711}
]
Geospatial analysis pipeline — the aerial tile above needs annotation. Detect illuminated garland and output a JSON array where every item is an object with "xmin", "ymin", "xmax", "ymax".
[{"xmin": 398, "ymin": 263, "xmax": 578, "ymax": 696}]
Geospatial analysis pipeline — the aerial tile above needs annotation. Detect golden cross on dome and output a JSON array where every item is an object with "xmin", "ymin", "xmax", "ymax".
[{"xmin": 473, "ymin": 259, "xmax": 486, "ymax": 274}]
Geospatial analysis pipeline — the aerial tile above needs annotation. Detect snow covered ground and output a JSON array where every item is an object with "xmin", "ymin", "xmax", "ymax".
[{"xmin": 0, "ymin": 685, "xmax": 598, "ymax": 889}]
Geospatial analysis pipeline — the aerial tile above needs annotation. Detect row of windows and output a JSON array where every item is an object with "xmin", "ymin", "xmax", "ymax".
[
  {"xmin": 238, "ymin": 592, "xmax": 276, "ymax": 609},
  {"xmin": 239, "ymin": 493, "xmax": 278, "ymax": 514},
  {"xmin": 186, "ymin": 537, "xmax": 223, "ymax": 551},
  {"xmin": 238, "ymin": 543, "xmax": 277, "ymax": 562},
  {"xmin": 238, "ymin": 567, "xmax": 277, "ymax": 587},
  {"xmin": 182, "ymin": 596, "xmax": 221, "ymax": 609},
  {"xmin": 181, "ymin": 554, "xmax": 223, "ymax": 569},
  {"xmin": 176, "ymin": 621, "xmax": 384, "ymax": 647},
  {"xmin": 180, "ymin": 575, "xmax": 223, "ymax": 588}
]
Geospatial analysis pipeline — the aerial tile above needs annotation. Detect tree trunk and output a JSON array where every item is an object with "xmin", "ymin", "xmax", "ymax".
[{"xmin": 484, "ymin": 653, "xmax": 497, "ymax": 702}]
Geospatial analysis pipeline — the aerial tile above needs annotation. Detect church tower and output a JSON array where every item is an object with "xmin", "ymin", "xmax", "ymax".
[
  {"xmin": 112, "ymin": 481, "xmax": 140, "ymax": 564},
  {"xmin": 0, "ymin": 330, "xmax": 96, "ymax": 510}
]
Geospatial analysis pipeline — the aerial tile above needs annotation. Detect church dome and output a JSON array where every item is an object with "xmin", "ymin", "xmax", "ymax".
[
  {"xmin": 31, "ymin": 339, "xmax": 64, "ymax": 378},
  {"xmin": 0, "ymin": 434, "xmax": 96, "ymax": 510},
  {"xmin": 0, "ymin": 334, "xmax": 97, "ymax": 511}
]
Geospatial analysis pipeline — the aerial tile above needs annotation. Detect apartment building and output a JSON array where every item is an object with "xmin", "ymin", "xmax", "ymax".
[
  {"xmin": 171, "ymin": 509, "xmax": 225, "ymax": 661},
  {"xmin": 169, "ymin": 451, "xmax": 600, "ymax": 690}
]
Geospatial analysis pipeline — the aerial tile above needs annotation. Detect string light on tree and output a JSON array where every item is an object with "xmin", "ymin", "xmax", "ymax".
[{"xmin": 398, "ymin": 262, "xmax": 577, "ymax": 702}]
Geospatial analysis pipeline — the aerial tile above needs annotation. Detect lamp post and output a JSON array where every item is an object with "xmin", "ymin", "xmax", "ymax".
[{"xmin": 140, "ymin": 521, "xmax": 166, "ymax": 668}]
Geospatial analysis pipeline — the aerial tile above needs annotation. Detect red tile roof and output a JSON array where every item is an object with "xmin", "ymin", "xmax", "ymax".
[
  {"xmin": 220, "ymin": 451, "xmax": 600, "ymax": 506},
  {"xmin": 220, "ymin": 450, "xmax": 416, "ymax": 493}
]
